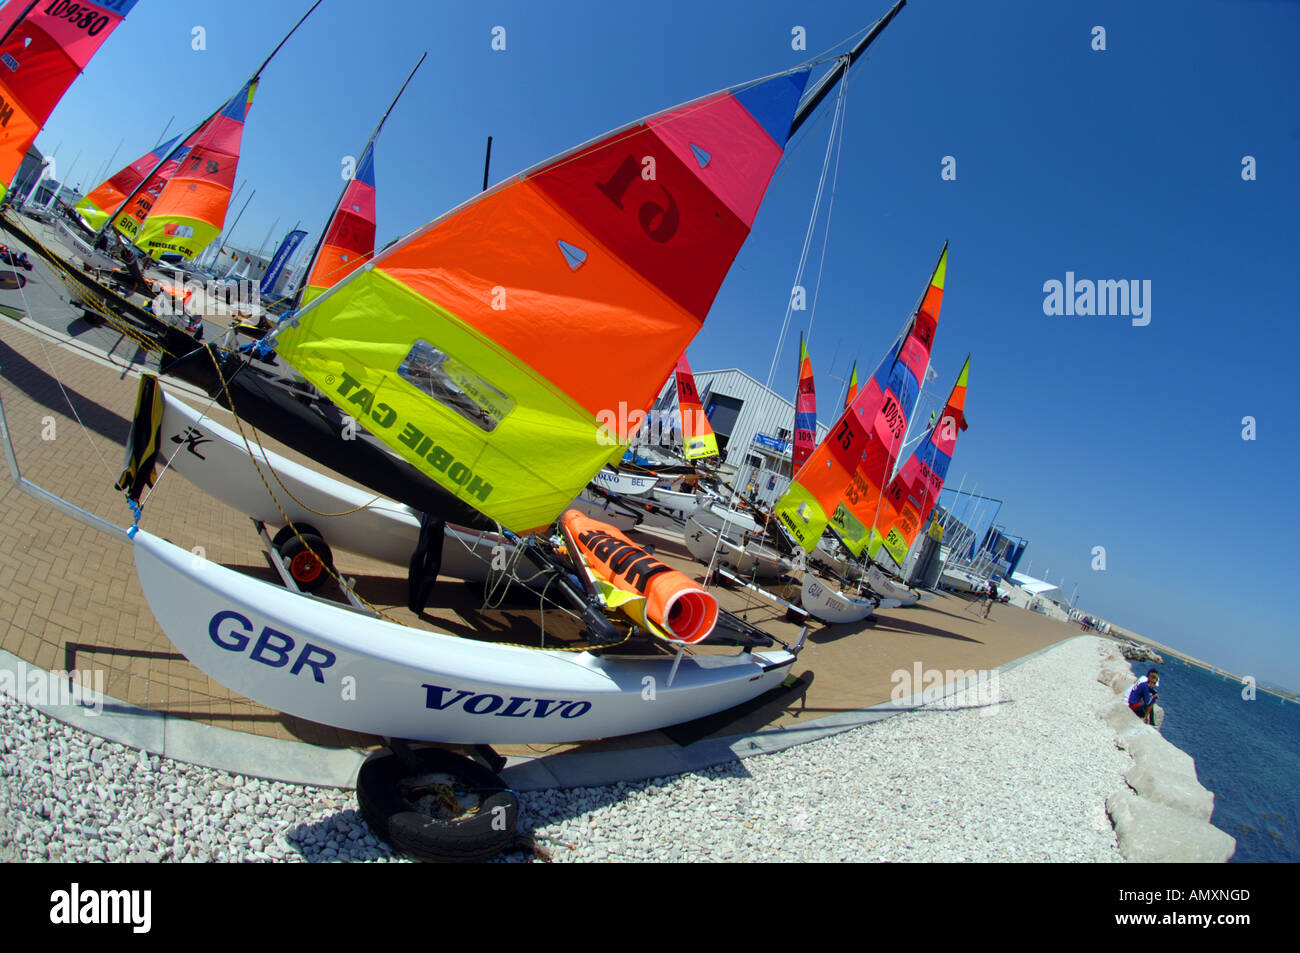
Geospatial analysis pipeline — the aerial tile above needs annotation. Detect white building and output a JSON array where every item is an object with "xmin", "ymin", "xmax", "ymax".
[{"xmin": 650, "ymin": 367, "xmax": 829, "ymax": 505}]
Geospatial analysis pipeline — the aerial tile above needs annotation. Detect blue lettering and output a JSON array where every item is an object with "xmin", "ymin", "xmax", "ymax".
[
  {"xmin": 532, "ymin": 699, "xmax": 570, "ymax": 718},
  {"xmin": 290, "ymin": 644, "xmax": 336, "ymax": 683},
  {"xmin": 496, "ymin": 696, "xmax": 533, "ymax": 718},
  {"xmin": 209, "ymin": 610, "xmax": 253, "ymax": 651},
  {"xmin": 249, "ymin": 627, "xmax": 294, "ymax": 668},
  {"xmin": 422, "ymin": 684, "xmax": 472, "ymax": 711},
  {"xmin": 560, "ymin": 701, "xmax": 591, "ymax": 719},
  {"xmin": 464, "ymin": 693, "xmax": 503, "ymax": 715}
]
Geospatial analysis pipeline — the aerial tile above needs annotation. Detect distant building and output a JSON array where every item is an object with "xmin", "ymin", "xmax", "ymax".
[
  {"xmin": 650, "ymin": 367, "xmax": 829, "ymax": 505},
  {"xmin": 8, "ymin": 146, "xmax": 45, "ymax": 205}
]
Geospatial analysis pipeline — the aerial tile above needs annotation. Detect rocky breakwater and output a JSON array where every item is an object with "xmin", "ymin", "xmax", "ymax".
[{"xmin": 1096, "ymin": 645, "xmax": 1235, "ymax": 862}]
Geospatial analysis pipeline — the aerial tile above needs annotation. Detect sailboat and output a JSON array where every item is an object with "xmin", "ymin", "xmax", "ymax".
[
  {"xmin": 778, "ymin": 244, "xmax": 947, "ymax": 617},
  {"xmin": 76, "ymin": 3, "xmax": 320, "ymax": 265},
  {"xmin": 0, "ymin": 0, "xmax": 137, "ymax": 203},
  {"xmin": 867, "ymin": 356, "xmax": 970, "ymax": 580},
  {"xmin": 76, "ymin": 3, "xmax": 911, "ymax": 744}
]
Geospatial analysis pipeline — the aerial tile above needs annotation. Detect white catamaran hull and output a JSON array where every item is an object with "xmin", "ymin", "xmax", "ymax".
[
  {"xmin": 683, "ymin": 517, "xmax": 789, "ymax": 581},
  {"xmin": 131, "ymin": 531, "xmax": 796, "ymax": 744},
  {"xmin": 591, "ymin": 468, "xmax": 660, "ymax": 497},
  {"xmin": 799, "ymin": 574, "xmax": 875, "ymax": 624},
  {"xmin": 866, "ymin": 565, "xmax": 920, "ymax": 608},
  {"xmin": 154, "ymin": 392, "xmax": 634, "ymax": 584}
]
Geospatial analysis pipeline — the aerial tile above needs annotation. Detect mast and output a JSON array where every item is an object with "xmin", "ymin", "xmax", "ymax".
[
  {"xmin": 98, "ymin": 1, "xmax": 321, "ymax": 243},
  {"xmin": 295, "ymin": 51, "xmax": 426, "ymax": 308},
  {"xmin": 788, "ymin": 0, "xmax": 906, "ymax": 138}
]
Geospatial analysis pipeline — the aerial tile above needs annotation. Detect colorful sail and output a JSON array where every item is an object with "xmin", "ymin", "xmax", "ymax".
[
  {"xmin": 869, "ymin": 355, "xmax": 969, "ymax": 567},
  {"xmin": 299, "ymin": 141, "xmax": 376, "ymax": 306},
  {"xmin": 843, "ymin": 360, "xmax": 858, "ymax": 409},
  {"xmin": 774, "ymin": 243, "xmax": 947, "ymax": 555},
  {"xmin": 131, "ymin": 80, "xmax": 257, "ymax": 259},
  {"xmin": 76, "ymin": 134, "xmax": 181, "ymax": 232},
  {"xmin": 298, "ymin": 55, "xmax": 424, "ymax": 307},
  {"xmin": 793, "ymin": 331, "xmax": 817, "ymax": 468},
  {"xmin": 103, "ymin": 136, "xmax": 192, "ymax": 243},
  {"xmin": 674, "ymin": 354, "xmax": 718, "ymax": 460},
  {"xmin": 273, "ymin": 67, "xmax": 812, "ymax": 532},
  {"xmin": 0, "ymin": 0, "xmax": 136, "ymax": 201}
]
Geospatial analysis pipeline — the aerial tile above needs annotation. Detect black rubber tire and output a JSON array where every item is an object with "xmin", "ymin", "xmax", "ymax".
[
  {"xmin": 357, "ymin": 748, "xmax": 519, "ymax": 863},
  {"xmin": 277, "ymin": 531, "xmax": 333, "ymax": 593}
]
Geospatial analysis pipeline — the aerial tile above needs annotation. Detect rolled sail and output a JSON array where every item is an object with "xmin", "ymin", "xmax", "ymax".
[
  {"xmin": 274, "ymin": 67, "xmax": 811, "ymax": 532},
  {"xmin": 563, "ymin": 509, "xmax": 717, "ymax": 643}
]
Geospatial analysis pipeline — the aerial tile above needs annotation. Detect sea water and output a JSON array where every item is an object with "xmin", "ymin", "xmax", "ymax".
[{"xmin": 1154, "ymin": 656, "xmax": 1300, "ymax": 862}]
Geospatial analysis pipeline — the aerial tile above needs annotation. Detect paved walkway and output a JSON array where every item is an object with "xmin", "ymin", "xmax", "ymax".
[{"xmin": 0, "ymin": 237, "xmax": 1081, "ymax": 772}]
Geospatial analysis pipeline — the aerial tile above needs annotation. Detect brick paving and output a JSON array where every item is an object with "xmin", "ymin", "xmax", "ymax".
[{"xmin": 0, "ymin": 250, "xmax": 1074, "ymax": 762}]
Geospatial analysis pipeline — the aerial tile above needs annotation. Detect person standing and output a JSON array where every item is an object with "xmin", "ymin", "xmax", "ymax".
[{"xmin": 981, "ymin": 579, "xmax": 997, "ymax": 618}]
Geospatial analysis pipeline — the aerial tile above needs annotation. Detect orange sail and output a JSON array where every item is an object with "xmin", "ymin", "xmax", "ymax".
[
  {"xmin": 274, "ymin": 65, "xmax": 814, "ymax": 531},
  {"xmin": 674, "ymin": 354, "xmax": 718, "ymax": 460},
  {"xmin": 0, "ymin": 0, "xmax": 135, "ymax": 200},
  {"xmin": 76, "ymin": 134, "xmax": 181, "ymax": 233},
  {"xmin": 775, "ymin": 243, "xmax": 947, "ymax": 555},
  {"xmin": 130, "ymin": 80, "xmax": 257, "ymax": 259},
  {"xmin": 869, "ymin": 355, "xmax": 969, "ymax": 566}
]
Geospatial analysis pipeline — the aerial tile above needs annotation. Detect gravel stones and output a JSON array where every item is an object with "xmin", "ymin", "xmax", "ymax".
[{"xmin": 0, "ymin": 637, "xmax": 1133, "ymax": 863}]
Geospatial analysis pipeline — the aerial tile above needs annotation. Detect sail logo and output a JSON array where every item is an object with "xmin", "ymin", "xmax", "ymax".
[
  {"xmin": 331, "ymin": 371, "xmax": 494, "ymax": 503},
  {"xmin": 1, "ymin": 53, "xmax": 18, "ymax": 72},
  {"xmin": 1042, "ymin": 273, "xmax": 1151, "ymax": 326},
  {"xmin": 422, "ymin": 684, "xmax": 591, "ymax": 720}
]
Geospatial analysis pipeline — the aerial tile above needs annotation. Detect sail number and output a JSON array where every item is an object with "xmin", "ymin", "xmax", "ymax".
[
  {"xmin": 881, "ymin": 395, "xmax": 905, "ymax": 441},
  {"xmin": 596, "ymin": 155, "xmax": 679, "ymax": 243},
  {"xmin": 42, "ymin": 1, "xmax": 111, "ymax": 36}
]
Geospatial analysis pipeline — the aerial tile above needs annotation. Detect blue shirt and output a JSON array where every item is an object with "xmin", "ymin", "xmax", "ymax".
[{"xmin": 1128, "ymin": 679, "xmax": 1157, "ymax": 708}]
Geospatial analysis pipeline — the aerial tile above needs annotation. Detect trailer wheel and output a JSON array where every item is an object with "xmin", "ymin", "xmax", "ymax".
[
  {"xmin": 357, "ymin": 748, "xmax": 519, "ymax": 863},
  {"xmin": 277, "ymin": 531, "xmax": 333, "ymax": 593}
]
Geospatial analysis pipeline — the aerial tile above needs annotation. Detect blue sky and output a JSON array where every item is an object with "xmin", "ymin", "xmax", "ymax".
[{"xmin": 37, "ymin": 0, "xmax": 1300, "ymax": 688}]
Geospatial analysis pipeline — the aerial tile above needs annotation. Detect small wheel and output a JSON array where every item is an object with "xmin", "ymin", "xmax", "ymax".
[
  {"xmin": 357, "ymin": 748, "xmax": 519, "ymax": 863},
  {"xmin": 277, "ymin": 532, "xmax": 333, "ymax": 593}
]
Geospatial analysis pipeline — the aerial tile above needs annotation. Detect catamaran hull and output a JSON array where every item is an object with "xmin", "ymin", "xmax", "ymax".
[
  {"xmin": 683, "ymin": 517, "xmax": 789, "ymax": 581},
  {"xmin": 591, "ymin": 468, "xmax": 660, "ymax": 496},
  {"xmin": 153, "ymin": 391, "xmax": 634, "ymax": 584},
  {"xmin": 865, "ymin": 565, "xmax": 920, "ymax": 608},
  {"xmin": 131, "ymin": 531, "xmax": 796, "ymax": 744},
  {"xmin": 800, "ymin": 574, "xmax": 875, "ymax": 624}
]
